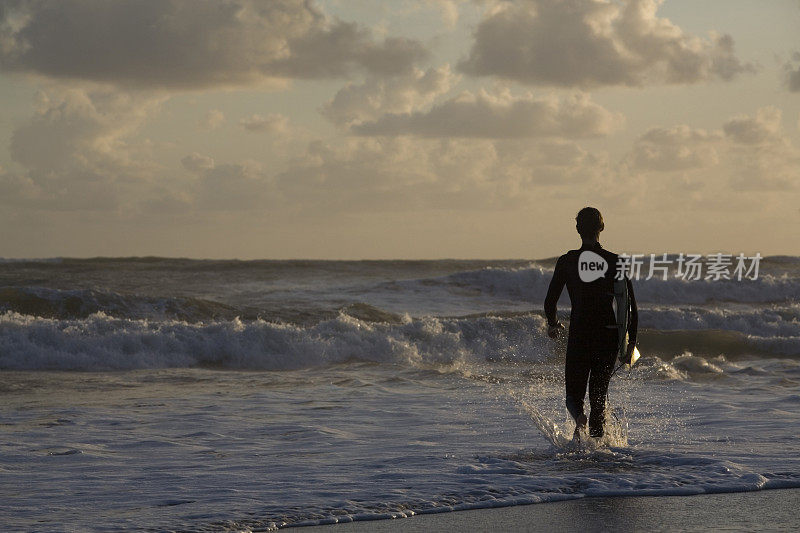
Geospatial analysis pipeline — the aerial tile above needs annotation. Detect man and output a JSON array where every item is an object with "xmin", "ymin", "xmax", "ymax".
[{"xmin": 544, "ymin": 207, "xmax": 637, "ymax": 440}]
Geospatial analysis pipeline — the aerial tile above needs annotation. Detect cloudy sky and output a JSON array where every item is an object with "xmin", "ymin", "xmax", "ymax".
[{"xmin": 0, "ymin": 0, "xmax": 798, "ymax": 259}]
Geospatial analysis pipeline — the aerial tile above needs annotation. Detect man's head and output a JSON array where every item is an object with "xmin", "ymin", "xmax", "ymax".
[{"xmin": 575, "ymin": 207, "xmax": 604, "ymax": 240}]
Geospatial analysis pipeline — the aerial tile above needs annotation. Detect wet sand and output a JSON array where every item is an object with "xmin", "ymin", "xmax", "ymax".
[{"xmin": 312, "ymin": 488, "xmax": 800, "ymax": 532}]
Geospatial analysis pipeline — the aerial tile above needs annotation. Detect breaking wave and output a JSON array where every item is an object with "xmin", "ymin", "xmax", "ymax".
[
  {"xmin": 2, "ymin": 309, "xmax": 799, "ymax": 372},
  {"xmin": 0, "ymin": 312, "xmax": 553, "ymax": 371}
]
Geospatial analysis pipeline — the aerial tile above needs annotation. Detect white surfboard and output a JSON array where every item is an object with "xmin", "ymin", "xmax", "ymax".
[{"xmin": 609, "ymin": 279, "xmax": 640, "ymax": 366}]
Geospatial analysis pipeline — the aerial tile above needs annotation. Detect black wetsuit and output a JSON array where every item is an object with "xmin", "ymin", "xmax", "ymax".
[{"xmin": 544, "ymin": 242, "xmax": 637, "ymax": 438}]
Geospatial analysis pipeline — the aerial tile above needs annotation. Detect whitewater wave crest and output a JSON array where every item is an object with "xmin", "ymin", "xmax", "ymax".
[{"xmin": 0, "ymin": 311, "xmax": 554, "ymax": 371}]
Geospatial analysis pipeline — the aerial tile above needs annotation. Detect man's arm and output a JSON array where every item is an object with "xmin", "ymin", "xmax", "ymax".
[{"xmin": 544, "ymin": 256, "xmax": 566, "ymax": 327}]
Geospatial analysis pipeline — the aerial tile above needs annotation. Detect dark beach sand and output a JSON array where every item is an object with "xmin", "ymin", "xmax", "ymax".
[{"xmin": 312, "ymin": 488, "xmax": 800, "ymax": 532}]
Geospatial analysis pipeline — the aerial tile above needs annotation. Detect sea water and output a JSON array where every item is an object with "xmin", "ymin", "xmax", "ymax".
[{"xmin": 1, "ymin": 257, "xmax": 799, "ymax": 530}]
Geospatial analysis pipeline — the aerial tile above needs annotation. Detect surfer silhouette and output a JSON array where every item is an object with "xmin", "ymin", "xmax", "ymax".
[{"xmin": 544, "ymin": 207, "xmax": 638, "ymax": 440}]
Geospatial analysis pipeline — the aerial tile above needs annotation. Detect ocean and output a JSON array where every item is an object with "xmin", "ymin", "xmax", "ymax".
[{"xmin": 1, "ymin": 256, "xmax": 799, "ymax": 531}]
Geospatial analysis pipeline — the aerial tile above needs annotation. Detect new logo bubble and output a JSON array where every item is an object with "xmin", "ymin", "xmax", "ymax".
[{"xmin": 578, "ymin": 250, "xmax": 608, "ymax": 282}]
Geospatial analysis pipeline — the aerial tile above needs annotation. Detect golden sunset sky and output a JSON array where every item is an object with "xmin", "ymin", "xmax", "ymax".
[{"xmin": 1, "ymin": 0, "xmax": 798, "ymax": 258}]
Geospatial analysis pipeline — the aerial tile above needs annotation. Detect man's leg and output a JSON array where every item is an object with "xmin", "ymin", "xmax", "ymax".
[
  {"xmin": 587, "ymin": 348, "xmax": 617, "ymax": 438},
  {"xmin": 565, "ymin": 345, "xmax": 591, "ymax": 430}
]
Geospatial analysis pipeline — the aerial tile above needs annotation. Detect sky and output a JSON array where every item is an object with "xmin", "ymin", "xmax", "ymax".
[{"xmin": 0, "ymin": 0, "xmax": 798, "ymax": 259}]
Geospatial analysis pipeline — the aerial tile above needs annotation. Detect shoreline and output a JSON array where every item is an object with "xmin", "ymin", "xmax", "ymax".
[{"xmin": 310, "ymin": 488, "xmax": 800, "ymax": 532}]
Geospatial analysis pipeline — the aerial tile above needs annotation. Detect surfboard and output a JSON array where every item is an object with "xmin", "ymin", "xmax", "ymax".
[{"xmin": 609, "ymin": 279, "xmax": 640, "ymax": 366}]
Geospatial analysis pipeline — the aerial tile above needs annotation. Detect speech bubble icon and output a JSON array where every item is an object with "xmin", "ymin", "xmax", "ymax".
[{"xmin": 578, "ymin": 250, "xmax": 608, "ymax": 282}]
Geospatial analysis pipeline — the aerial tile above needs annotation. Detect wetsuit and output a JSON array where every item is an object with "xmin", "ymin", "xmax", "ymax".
[{"xmin": 543, "ymin": 242, "xmax": 637, "ymax": 438}]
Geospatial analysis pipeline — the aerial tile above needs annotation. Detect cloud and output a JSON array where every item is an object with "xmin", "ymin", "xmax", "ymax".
[
  {"xmin": 1, "ymin": 87, "xmax": 166, "ymax": 211},
  {"xmin": 0, "ymin": 167, "xmax": 122, "ymax": 211},
  {"xmin": 198, "ymin": 109, "xmax": 225, "ymax": 131},
  {"xmin": 181, "ymin": 153, "xmax": 215, "ymax": 173},
  {"xmin": 406, "ymin": 0, "xmax": 467, "ymax": 28},
  {"xmin": 195, "ymin": 160, "xmax": 273, "ymax": 211},
  {"xmin": 10, "ymin": 88, "xmax": 161, "ymax": 172},
  {"xmin": 0, "ymin": 0, "xmax": 428, "ymax": 89},
  {"xmin": 784, "ymin": 52, "xmax": 800, "ymax": 92},
  {"xmin": 623, "ymin": 107, "xmax": 799, "ymax": 191},
  {"xmin": 322, "ymin": 66, "xmax": 457, "ymax": 127},
  {"xmin": 459, "ymin": 0, "xmax": 753, "ymax": 88},
  {"xmin": 625, "ymin": 125, "xmax": 721, "ymax": 172},
  {"xmin": 723, "ymin": 108, "xmax": 799, "ymax": 191},
  {"xmin": 180, "ymin": 153, "xmax": 277, "ymax": 210},
  {"xmin": 352, "ymin": 89, "xmax": 623, "ymax": 138},
  {"xmin": 723, "ymin": 107, "xmax": 781, "ymax": 144},
  {"xmin": 273, "ymin": 136, "xmax": 611, "ymax": 212},
  {"xmin": 789, "ymin": 67, "xmax": 800, "ymax": 92},
  {"xmin": 239, "ymin": 113, "xmax": 288, "ymax": 134},
  {"xmin": 783, "ymin": 52, "xmax": 800, "ymax": 93},
  {"xmin": 432, "ymin": 0, "xmax": 464, "ymax": 28},
  {"xmin": 0, "ymin": 167, "xmax": 40, "ymax": 205}
]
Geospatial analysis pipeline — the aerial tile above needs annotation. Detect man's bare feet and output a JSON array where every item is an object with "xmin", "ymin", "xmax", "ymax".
[{"xmin": 572, "ymin": 414, "xmax": 588, "ymax": 441}]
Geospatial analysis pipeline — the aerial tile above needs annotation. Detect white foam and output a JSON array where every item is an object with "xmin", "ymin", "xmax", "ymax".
[
  {"xmin": 0, "ymin": 311, "xmax": 553, "ymax": 371},
  {"xmin": 640, "ymin": 304, "xmax": 800, "ymax": 337}
]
